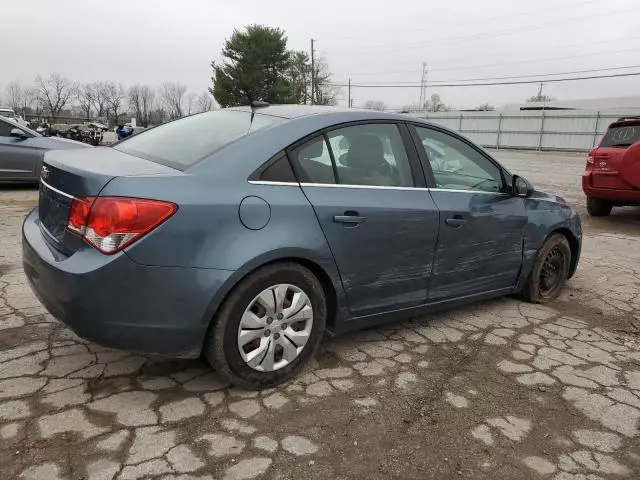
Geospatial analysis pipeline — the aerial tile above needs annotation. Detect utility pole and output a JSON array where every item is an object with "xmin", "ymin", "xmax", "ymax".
[
  {"xmin": 418, "ymin": 62, "xmax": 428, "ymax": 108},
  {"xmin": 310, "ymin": 38, "xmax": 315, "ymax": 105},
  {"xmin": 348, "ymin": 77, "xmax": 351, "ymax": 108}
]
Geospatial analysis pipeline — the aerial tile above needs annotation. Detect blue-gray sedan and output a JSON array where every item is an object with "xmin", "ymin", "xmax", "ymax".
[{"xmin": 22, "ymin": 105, "xmax": 582, "ymax": 388}]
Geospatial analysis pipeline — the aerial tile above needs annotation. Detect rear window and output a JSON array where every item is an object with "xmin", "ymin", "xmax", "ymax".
[
  {"xmin": 601, "ymin": 122, "xmax": 640, "ymax": 148},
  {"xmin": 113, "ymin": 110, "xmax": 284, "ymax": 170}
]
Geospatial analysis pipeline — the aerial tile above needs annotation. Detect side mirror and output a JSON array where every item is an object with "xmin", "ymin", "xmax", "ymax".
[
  {"xmin": 512, "ymin": 174, "xmax": 534, "ymax": 197},
  {"xmin": 10, "ymin": 128, "xmax": 28, "ymax": 140}
]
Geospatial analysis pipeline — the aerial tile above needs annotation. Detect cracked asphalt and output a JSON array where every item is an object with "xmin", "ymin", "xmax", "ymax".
[{"xmin": 1, "ymin": 150, "xmax": 640, "ymax": 480}]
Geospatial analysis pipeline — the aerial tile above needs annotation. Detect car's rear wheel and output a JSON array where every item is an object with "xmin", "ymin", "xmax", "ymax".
[
  {"xmin": 586, "ymin": 197, "xmax": 612, "ymax": 216},
  {"xmin": 519, "ymin": 233, "xmax": 571, "ymax": 304},
  {"xmin": 204, "ymin": 262, "xmax": 326, "ymax": 389}
]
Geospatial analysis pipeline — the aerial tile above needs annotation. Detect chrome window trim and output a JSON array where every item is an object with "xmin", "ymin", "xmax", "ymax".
[
  {"xmin": 0, "ymin": 168, "xmax": 31, "ymax": 173},
  {"xmin": 248, "ymin": 180, "xmax": 299, "ymax": 186},
  {"xmin": 431, "ymin": 188, "xmax": 508, "ymax": 196},
  {"xmin": 41, "ymin": 179, "xmax": 74, "ymax": 199},
  {"xmin": 300, "ymin": 182, "xmax": 430, "ymax": 192},
  {"xmin": 248, "ymin": 180, "xmax": 508, "ymax": 196}
]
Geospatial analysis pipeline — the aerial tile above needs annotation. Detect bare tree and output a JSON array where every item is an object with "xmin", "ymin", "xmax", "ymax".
[
  {"xmin": 35, "ymin": 73, "xmax": 75, "ymax": 121},
  {"xmin": 76, "ymin": 83, "xmax": 94, "ymax": 120},
  {"xmin": 195, "ymin": 92, "xmax": 215, "ymax": 113},
  {"xmin": 139, "ymin": 85, "xmax": 155, "ymax": 125},
  {"xmin": 128, "ymin": 84, "xmax": 155, "ymax": 126},
  {"xmin": 363, "ymin": 100, "xmax": 386, "ymax": 111},
  {"xmin": 185, "ymin": 92, "xmax": 197, "ymax": 115},
  {"xmin": 21, "ymin": 87, "xmax": 39, "ymax": 115},
  {"xmin": 103, "ymin": 82, "xmax": 126, "ymax": 125},
  {"xmin": 5, "ymin": 81, "xmax": 24, "ymax": 113},
  {"xmin": 311, "ymin": 57, "xmax": 339, "ymax": 106},
  {"xmin": 424, "ymin": 93, "xmax": 447, "ymax": 112},
  {"xmin": 160, "ymin": 82, "xmax": 187, "ymax": 119},
  {"xmin": 148, "ymin": 107, "xmax": 168, "ymax": 126},
  {"xmin": 89, "ymin": 82, "xmax": 109, "ymax": 119}
]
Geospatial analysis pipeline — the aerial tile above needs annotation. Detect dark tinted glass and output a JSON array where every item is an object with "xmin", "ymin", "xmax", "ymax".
[
  {"xmin": 259, "ymin": 154, "xmax": 296, "ymax": 182},
  {"xmin": 601, "ymin": 123, "xmax": 640, "ymax": 147},
  {"xmin": 114, "ymin": 110, "xmax": 284, "ymax": 170},
  {"xmin": 290, "ymin": 136, "xmax": 336, "ymax": 184}
]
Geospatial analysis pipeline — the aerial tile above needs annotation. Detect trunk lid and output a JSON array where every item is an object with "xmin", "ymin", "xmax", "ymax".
[
  {"xmin": 38, "ymin": 147, "xmax": 179, "ymax": 252},
  {"xmin": 592, "ymin": 120, "xmax": 640, "ymax": 190}
]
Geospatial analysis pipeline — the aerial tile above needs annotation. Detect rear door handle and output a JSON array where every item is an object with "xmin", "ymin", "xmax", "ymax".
[
  {"xmin": 445, "ymin": 216, "xmax": 467, "ymax": 228},
  {"xmin": 333, "ymin": 212, "xmax": 367, "ymax": 224}
]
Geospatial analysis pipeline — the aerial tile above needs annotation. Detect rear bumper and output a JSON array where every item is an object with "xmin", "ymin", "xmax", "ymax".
[
  {"xmin": 22, "ymin": 209, "xmax": 233, "ymax": 357},
  {"xmin": 582, "ymin": 172, "xmax": 640, "ymax": 203}
]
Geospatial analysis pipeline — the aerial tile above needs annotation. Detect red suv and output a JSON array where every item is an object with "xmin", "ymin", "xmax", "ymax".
[{"xmin": 583, "ymin": 116, "xmax": 640, "ymax": 216}]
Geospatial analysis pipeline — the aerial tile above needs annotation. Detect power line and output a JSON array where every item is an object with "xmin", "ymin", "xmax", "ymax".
[
  {"xmin": 322, "ymin": 7, "xmax": 638, "ymax": 54},
  {"xmin": 374, "ymin": 47, "xmax": 640, "ymax": 78},
  {"xmin": 330, "ymin": 36, "xmax": 640, "ymax": 77},
  {"xmin": 334, "ymin": 65, "xmax": 640, "ymax": 86},
  {"xmin": 328, "ymin": 71, "xmax": 640, "ymax": 88},
  {"xmin": 326, "ymin": 0, "xmax": 604, "ymax": 43}
]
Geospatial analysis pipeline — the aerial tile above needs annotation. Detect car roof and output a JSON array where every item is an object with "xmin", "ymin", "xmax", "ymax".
[
  {"xmin": 227, "ymin": 104, "xmax": 407, "ymax": 121},
  {"xmin": 190, "ymin": 105, "xmax": 489, "ymax": 178}
]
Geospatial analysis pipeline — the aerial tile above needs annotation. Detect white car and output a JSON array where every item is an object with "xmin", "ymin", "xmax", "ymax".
[{"xmin": 0, "ymin": 108, "xmax": 29, "ymax": 127}]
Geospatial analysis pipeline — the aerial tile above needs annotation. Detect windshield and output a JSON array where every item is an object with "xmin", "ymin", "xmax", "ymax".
[
  {"xmin": 0, "ymin": 110, "xmax": 16, "ymax": 119},
  {"xmin": 601, "ymin": 123, "xmax": 640, "ymax": 147},
  {"xmin": 114, "ymin": 110, "xmax": 284, "ymax": 170}
]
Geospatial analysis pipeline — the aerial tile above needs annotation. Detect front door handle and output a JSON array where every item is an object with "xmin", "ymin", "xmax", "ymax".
[
  {"xmin": 445, "ymin": 216, "xmax": 467, "ymax": 228},
  {"xmin": 333, "ymin": 211, "xmax": 367, "ymax": 224}
]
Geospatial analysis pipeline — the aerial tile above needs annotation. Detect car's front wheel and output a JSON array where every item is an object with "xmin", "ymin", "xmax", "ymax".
[
  {"xmin": 204, "ymin": 263, "xmax": 327, "ymax": 389},
  {"xmin": 586, "ymin": 197, "xmax": 612, "ymax": 216},
  {"xmin": 520, "ymin": 233, "xmax": 571, "ymax": 303}
]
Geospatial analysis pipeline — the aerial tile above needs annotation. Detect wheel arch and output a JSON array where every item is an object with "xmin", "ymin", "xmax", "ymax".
[
  {"xmin": 200, "ymin": 252, "xmax": 344, "ymax": 341},
  {"xmin": 548, "ymin": 227, "xmax": 580, "ymax": 279}
]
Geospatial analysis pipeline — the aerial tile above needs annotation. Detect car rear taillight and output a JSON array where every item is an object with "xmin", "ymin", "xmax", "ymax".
[
  {"xmin": 66, "ymin": 197, "xmax": 177, "ymax": 254},
  {"xmin": 587, "ymin": 148, "xmax": 596, "ymax": 165}
]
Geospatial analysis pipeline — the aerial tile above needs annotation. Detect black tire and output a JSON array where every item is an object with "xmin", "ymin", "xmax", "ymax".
[
  {"xmin": 203, "ymin": 262, "xmax": 326, "ymax": 389},
  {"xmin": 586, "ymin": 197, "xmax": 612, "ymax": 217},
  {"xmin": 519, "ymin": 234, "xmax": 571, "ymax": 304}
]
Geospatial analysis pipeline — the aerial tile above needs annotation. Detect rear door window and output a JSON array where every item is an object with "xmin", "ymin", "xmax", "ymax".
[
  {"xmin": 600, "ymin": 122, "xmax": 640, "ymax": 148},
  {"xmin": 114, "ymin": 110, "xmax": 284, "ymax": 170},
  {"xmin": 326, "ymin": 124, "xmax": 415, "ymax": 187}
]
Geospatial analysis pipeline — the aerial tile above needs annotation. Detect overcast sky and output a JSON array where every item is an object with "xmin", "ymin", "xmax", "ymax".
[{"xmin": 2, "ymin": 0, "xmax": 639, "ymax": 109}]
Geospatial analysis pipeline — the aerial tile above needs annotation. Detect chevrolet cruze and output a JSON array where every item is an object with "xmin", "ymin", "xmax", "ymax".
[{"xmin": 23, "ymin": 105, "xmax": 582, "ymax": 388}]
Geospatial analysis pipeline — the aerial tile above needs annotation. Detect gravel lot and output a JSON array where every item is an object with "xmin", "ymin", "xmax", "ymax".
[{"xmin": 1, "ymin": 150, "xmax": 639, "ymax": 480}]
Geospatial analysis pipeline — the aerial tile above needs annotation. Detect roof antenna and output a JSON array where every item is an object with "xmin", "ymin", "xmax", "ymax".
[{"xmin": 249, "ymin": 100, "xmax": 270, "ymax": 132}]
